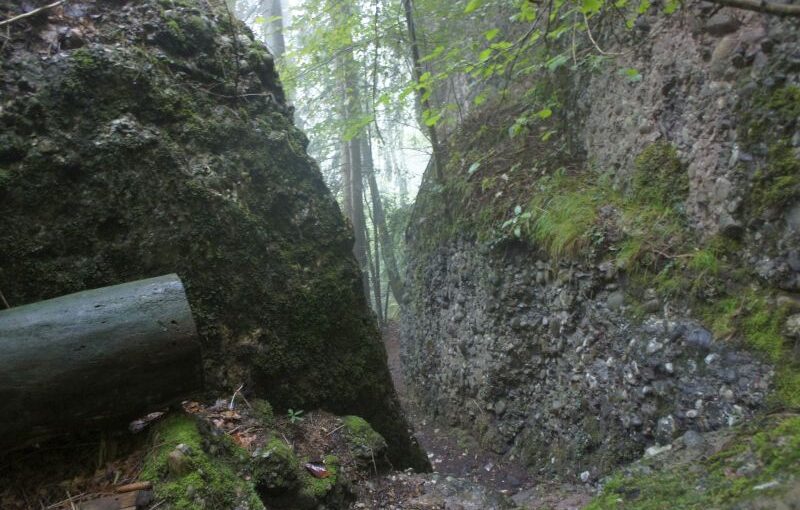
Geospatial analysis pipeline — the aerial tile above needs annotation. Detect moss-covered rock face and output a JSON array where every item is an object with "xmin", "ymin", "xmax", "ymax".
[
  {"xmin": 0, "ymin": 0, "xmax": 426, "ymax": 470},
  {"xmin": 341, "ymin": 415, "xmax": 391, "ymax": 473},
  {"xmin": 141, "ymin": 414, "xmax": 265, "ymax": 509},
  {"xmin": 586, "ymin": 415, "xmax": 800, "ymax": 509}
]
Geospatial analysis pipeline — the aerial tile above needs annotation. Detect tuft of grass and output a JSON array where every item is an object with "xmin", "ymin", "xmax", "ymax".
[
  {"xmin": 688, "ymin": 249, "xmax": 720, "ymax": 275},
  {"xmin": 528, "ymin": 190, "xmax": 598, "ymax": 258}
]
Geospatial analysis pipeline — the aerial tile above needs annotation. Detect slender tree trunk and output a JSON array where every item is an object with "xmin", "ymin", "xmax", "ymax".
[
  {"xmin": 348, "ymin": 136, "xmax": 370, "ymax": 300},
  {"xmin": 373, "ymin": 217, "xmax": 382, "ymax": 324},
  {"xmin": 363, "ymin": 194, "xmax": 383, "ymax": 326},
  {"xmin": 364, "ymin": 137, "xmax": 406, "ymax": 305},
  {"xmin": 402, "ymin": 0, "xmax": 444, "ymax": 182},
  {"xmin": 384, "ymin": 280, "xmax": 390, "ymax": 320},
  {"xmin": 266, "ymin": 0, "xmax": 286, "ymax": 57},
  {"xmin": 340, "ymin": 141, "xmax": 353, "ymax": 221},
  {"xmin": 362, "ymin": 175, "xmax": 383, "ymax": 326}
]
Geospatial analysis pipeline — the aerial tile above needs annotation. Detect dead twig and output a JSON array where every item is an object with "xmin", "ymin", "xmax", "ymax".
[
  {"xmin": 0, "ymin": 0, "xmax": 65, "ymax": 27},
  {"xmin": 324, "ymin": 424, "xmax": 346, "ymax": 437},
  {"xmin": 0, "ymin": 289, "xmax": 9, "ymax": 309},
  {"xmin": 116, "ymin": 481, "xmax": 152, "ymax": 493},
  {"xmin": 582, "ymin": 12, "xmax": 627, "ymax": 57},
  {"xmin": 228, "ymin": 383, "xmax": 244, "ymax": 410}
]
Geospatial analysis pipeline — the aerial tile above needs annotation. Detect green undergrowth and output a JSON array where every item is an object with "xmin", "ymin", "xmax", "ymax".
[{"xmin": 586, "ymin": 416, "xmax": 800, "ymax": 509}]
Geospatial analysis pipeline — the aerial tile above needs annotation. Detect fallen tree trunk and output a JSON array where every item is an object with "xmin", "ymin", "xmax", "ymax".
[{"xmin": 0, "ymin": 274, "xmax": 202, "ymax": 450}]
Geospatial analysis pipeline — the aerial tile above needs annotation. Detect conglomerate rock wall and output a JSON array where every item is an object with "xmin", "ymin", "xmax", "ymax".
[{"xmin": 403, "ymin": 3, "xmax": 799, "ymax": 480}]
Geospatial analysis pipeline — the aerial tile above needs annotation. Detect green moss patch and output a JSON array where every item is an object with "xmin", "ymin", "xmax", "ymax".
[
  {"xmin": 738, "ymin": 85, "xmax": 800, "ymax": 217},
  {"xmin": 586, "ymin": 416, "xmax": 800, "ymax": 509},
  {"xmin": 140, "ymin": 414, "xmax": 264, "ymax": 510}
]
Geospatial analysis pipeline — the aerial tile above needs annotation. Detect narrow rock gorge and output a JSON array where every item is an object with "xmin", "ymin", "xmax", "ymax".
[{"xmin": 1, "ymin": 0, "xmax": 799, "ymax": 509}]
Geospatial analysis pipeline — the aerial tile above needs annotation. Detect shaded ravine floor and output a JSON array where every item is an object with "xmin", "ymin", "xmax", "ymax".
[{"xmin": 382, "ymin": 322, "xmax": 594, "ymax": 510}]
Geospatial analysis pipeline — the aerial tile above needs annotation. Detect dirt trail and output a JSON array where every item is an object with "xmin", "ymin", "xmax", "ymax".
[{"xmin": 383, "ymin": 322, "xmax": 593, "ymax": 509}]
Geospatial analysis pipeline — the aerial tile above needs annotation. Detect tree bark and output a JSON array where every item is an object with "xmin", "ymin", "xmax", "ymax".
[
  {"xmin": 348, "ymin": 135, "xmax": 371, "ymax": 300},
  {"xmin": 361, "ymin": 161, "xmax": 384, "ymax": 326},
  {"xmin": 363, "ymin": 202, "xmax": 384, "ymax": 326},
  {"xmin": 266, "ymin": 0, "xmax": 286, "ymax": 57},
  {"xmin": 364, "ymin": 139, "xmax": 407, "ymax": 305},
  {"xmin": 340, "ymin": 141, "xmax": 353, "ymax": 220},
  {"xmin": 0, "ymin": 274, "xmax": 202, "ymax": 450},
  {"xmin": 402, "ymin": 0, "xmax": 445, "ymax": 182}
]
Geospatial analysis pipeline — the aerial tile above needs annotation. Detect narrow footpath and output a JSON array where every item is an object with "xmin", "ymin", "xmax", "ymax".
[{"xmin": 382, "ymin": 322, "xmax": 593, "ymax": 510}]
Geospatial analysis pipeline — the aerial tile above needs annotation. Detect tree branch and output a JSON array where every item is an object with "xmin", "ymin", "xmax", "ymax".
[
  {"xmin": 0, "ymin": 0, "xmax": 65, "ymax": 27},
  {"xmin": 704, "ymin": 0, "xmax": 800, "ymax": 17}
]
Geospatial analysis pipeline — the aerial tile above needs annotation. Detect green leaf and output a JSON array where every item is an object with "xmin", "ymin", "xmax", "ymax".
[
  {"xmin": 514, "ymin": 225, "xmax": 522, "ymax": 238},
  {"xmin": 546, "ymin": 54, "xmax": 569, "ymax": 71},
  {"xmin": 621, "ymin": 67, "xmax": 642, "ymax": 82},
  {"xmin": 637, "ymin": 0, "xmax": 651, "ymax": 13},
  {"xmin": 514, "ymin": 205, "xmax": 523, "ymax": 216},
  {"xmin": 464, "ymin": 0, "xmax": 483, "ymax": 14},
  {"xmin": 421, "ymin": 46, "xmax": 445, "ymax": 63},
  {"xmin": 663, "ymin": 0, "xmax": 680, "ymax": 13},
  {"xmin": 541, "ymin": 129, "xmax": 557, "ymax": 142},
  {"xmin": 253, "ymin": 15, "xmax": 266, "ymax": 24},
  {"xmin": 484, "ymin": 28, "xmax": 501, "ymax": 41},
  {"xmin": 468, "ymin": 162, "xmax": 481, "ymax": 175},
  {"xmin": 479, "ymin": 48, "xmax": 493, "ymax": 61},
  {"xmin": 490, "ymin": 41, "xmax": 512, "ymax": 51},
  {"xmin": 423, "ymin": 110, "xmax": 443, "ymax": 126},
  {"xmin": 473, "ymin": 92, "xmax": 488, "ymax": 106},
  {"xmin": 581, "ymin": 0, "xmax": 603, "ymax": 14},
  {"xmin": 537, "ymin": 108, "xmax": 553, "ymax": 119}
]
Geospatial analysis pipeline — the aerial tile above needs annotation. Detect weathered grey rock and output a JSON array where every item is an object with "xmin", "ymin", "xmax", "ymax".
[
  {"xmin": 783, "ymin": 314, "xmax": 800, "ymax": 339},
  {"xmin": 705, "ymin": 13, "xmax": 741, "ymax": 36},
  {"xmin": 607, "ymin": 291, "xmax": 626, "ymax": 310}
]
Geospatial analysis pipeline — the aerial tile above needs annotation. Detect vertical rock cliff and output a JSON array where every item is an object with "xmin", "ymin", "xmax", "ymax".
[{"xmin": 403, "ymin": 3, "xmax": 798, "ymax": 482}]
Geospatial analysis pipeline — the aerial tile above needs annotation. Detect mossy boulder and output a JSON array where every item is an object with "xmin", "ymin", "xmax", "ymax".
[
  {"xmin": 0, "ymin": 0, "xmax": 426, "ymax": 470},
  {"xmin": 341, "ymin": 415, "xmax": 391, "ymax": 473},
  {"xmin": 251, "ymin": 437, "xmax": 300, "ymax": 494},
  {"xmin": 140, "ymin": 414, "xmax": 264, "ymax": 510}
]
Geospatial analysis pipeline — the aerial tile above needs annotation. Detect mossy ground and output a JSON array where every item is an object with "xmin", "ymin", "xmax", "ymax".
[
  {"xmin": 586, "ymin": 416, "xmax": 800, "ymax": 509},
  {"xmin": 136, "ymin": 406, "xmax": 386, "ymax": 510}
]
